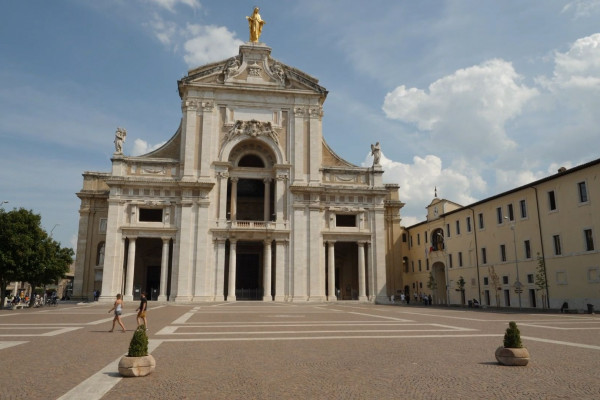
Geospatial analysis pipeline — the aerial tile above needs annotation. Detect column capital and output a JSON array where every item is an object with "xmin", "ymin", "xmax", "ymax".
[
  {"xmin": 263, "ymin": 177, "xmax": 273, "ymax": 184},
  {"xmin": 230, "ymin": 177, "xmax": 239, "ymax": 183}
]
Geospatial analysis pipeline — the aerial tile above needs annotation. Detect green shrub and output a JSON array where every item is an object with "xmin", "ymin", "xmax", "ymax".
[
  {"xmin": 503, "ymin": 321, "xmax": 523, "ymax": 348},
  {"xmin": 128, "ymin": 325, "xmax": 149, "ymax": 357}
]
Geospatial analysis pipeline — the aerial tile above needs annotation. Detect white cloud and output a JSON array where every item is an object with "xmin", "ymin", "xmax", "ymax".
[
  {"xmin": 383, "ymin": 59, "xmax": 538, "ymax": 158},
  {"xmin": 148, "ymin": 14, "xmax": 178, "ymax": 46},
  {"xmin": 132, "ymin": 139, "xmax": 166, "ymax": 156},
  {"xmin": 183, "ymin": 24, "xmax": 244, "ymax": 67},
  {"xmin": 147, "ymin": 0, "xmax": 200, "ymax": 13},
  {"xmin": 562, "ymin": 0, "xmax": 600, "ymax": 18},
  {"xmin": 363, "ymin": 152, "xmax": 480, "ymax": 224},
  {"xmin": 537, "ymin": 33, "xmax": 600, "ymax": 91}
]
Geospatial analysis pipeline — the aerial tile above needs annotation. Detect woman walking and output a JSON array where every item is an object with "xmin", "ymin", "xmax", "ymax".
[{"xmin": 108, "ymin": 294, "xmax": 126, "ymax": 332}]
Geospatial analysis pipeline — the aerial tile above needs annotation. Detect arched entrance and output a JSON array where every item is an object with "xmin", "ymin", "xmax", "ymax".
[
  {"xmin": 431, "ymin": 262, "xmax": 447, "ymax": 305},
  {"xmin": 225, "ymin": 240, "xmax": 264, "ymax": 300},
  {"xmin": 335, "ymin": 242, "xmax": 359, "ymax": 300}
]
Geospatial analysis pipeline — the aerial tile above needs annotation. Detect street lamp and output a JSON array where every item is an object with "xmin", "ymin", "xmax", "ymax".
[{"xmin": 505, "ymin": 216, "xmax": 522, "ymax": 308}]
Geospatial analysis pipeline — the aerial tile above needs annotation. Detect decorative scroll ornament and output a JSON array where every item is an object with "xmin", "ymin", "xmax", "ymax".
[{"xmin": 224, "ymin": 119, "xmax": 279, "ymax": 145}]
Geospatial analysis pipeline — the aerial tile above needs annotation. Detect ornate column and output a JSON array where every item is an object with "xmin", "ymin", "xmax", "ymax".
[
  {"xmin": 263, "ymin": 240, "xmax": 272, "ymax": 301},
  {"xmin": 274, "ymin": 239, "xmax": 287, "ymax": 301},
  {"xmin": 327, "ymin": 241, "xmax": 336, "ymax": 301},
  {"xmin": 358, "ymin": 241, "xmax": 367, "ymax": 301},
  {"xmin": 214, "ymin": 238, "xmax": 227, "ymax": 301},
  {"xmin": 124, "ymin": 236, "xmax": 137, "ymax": 301},
  {"xmin": 275, "ymin": 174, "xmax": 286, "ymax": 222},
  {"xmin": 158, "ymin": 237, "xmax": 170, "ymax": 301},
  {"xmin": 230, "ymin": 177, "xmax": 238, "ymax": 221},
  {"xmin": 218, "ymin": 172, "xmax": 229, "ymax": 221},
  {"xmin": 263, "ymin": 178, "xmax": 271, "ymax": 221},
  {"xmin": 227, "ymin": 239, "xmax": 237, "ymax": 301}
]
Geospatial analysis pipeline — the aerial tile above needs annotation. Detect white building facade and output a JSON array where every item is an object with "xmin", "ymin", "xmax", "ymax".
[{"xmin": 72, "ymin": 42, "xmax": 402, "ymax": 303}]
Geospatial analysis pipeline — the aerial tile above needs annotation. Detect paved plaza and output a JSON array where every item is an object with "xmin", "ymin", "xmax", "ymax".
[{"xmin": 1, "ymin": 302, "xmax": 599, "ymax": 399}]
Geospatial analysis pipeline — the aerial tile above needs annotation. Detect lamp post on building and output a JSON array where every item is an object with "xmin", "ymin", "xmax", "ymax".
[
  {"xmin": 50, "ymin": 224, "xmax": 60, "ymax": 237},
  {"xmin": 505, "ymin": 216, "xmax": 522, "ymax": 309}
]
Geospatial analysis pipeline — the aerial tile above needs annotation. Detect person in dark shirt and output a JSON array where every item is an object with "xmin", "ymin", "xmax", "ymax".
[{"xmin": 136, "ymin": 292, "xmax": 148, "ymax": 330}]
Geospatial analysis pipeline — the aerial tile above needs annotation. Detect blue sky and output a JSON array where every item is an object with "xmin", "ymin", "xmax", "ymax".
[{"xmin": 1, "ymin": 0, "xmax": 600, "ymax": 249}]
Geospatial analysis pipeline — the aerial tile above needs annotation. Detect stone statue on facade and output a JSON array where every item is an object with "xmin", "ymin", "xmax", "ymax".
[
  {"xmin": 114, "ymin": 127, "xmax": 127, "ymax": 154},
  {"xmin": 371, "ymin": 142, "xmax": 381, "ymax": 166},
  {"xmin": 272, "ymin": 62, "xmax": 286, "ymax": 84},
  {"xmin": 246, "ymin": 7, "xmax": 265, "ymax": 43},
  {"xmin": 224, "ymin": 56, "xmax": 241, "ymax": 78}
]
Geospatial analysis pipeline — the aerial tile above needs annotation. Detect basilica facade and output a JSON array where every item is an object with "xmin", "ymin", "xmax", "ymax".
[{"xmin": 72, "ymin": 42, "xmax": 404, "ymax": 303}]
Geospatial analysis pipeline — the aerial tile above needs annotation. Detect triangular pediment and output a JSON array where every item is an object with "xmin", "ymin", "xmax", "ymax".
[{"xmin": 179, "ymin": 43, "xmax": 327, "ymax": 97}]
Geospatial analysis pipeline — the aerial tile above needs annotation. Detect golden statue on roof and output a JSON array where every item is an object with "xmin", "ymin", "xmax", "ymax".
[{"xmin": 246, "ymin": 7, "xmax": 265, "ymax": 42}]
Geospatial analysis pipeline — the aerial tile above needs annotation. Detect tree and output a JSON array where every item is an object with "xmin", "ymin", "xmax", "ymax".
[
  {"xmin": 426, "ymin": 272, "xmax": 437, "ymax": 303},
  {"xmin": 488, "ymin": 266, "xmax": 501, "ymax": 307},
  {"xmin": 455, "ymin": 276, "xmax": 466, "ymax": 305},
  {"xmin": 0, "ymin": 208, "xmax": 73, "ymax": 306},
  {"xmin": 535, "ymin": 253, "xmax": 549, "ymax": 309}
]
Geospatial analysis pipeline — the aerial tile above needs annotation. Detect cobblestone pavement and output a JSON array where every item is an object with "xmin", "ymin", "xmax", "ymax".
[{"xmin": 1, "ymin": 302, "xmax": 600, "ymax": 399}]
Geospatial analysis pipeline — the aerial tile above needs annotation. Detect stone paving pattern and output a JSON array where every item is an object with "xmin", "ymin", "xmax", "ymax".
[{"xmin": 1, "ymin": 302, "xmax": 599, "ymax": 399}]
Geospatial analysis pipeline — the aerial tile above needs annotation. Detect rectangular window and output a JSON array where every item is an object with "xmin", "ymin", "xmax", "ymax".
[
  {"xmin": 548, "ymin": 191, "xmax": 557, "ymax": 211},
  {"xmin": 456, "ymin": 220, "xmax": 461, "ymax": 235},
  {"xmin": 553, "ymin": 235, "xmax": 562, "ymax": 255},
  {"xmin": 524, "ymin": 240, "xmax": 531, "ymax": 259},
  {"xmin": 417, "ymin": 233, "xmax": 421, "ymax": 245},
  {"xmin": 139, "ymin": 208, "xmax": 163, "ymax": 222},
  {"xmin": 478, "ymin": 213, "xmax": 484, "ymax": 229},
  {"xmin": 426, "ymin": 259, "xmax": 429, "ymax": 271},
  {"xmin": 448, "ymin": 253, "xmax": 453, "ymax": 268},
  {"xmin": 585, "ymin": 229, "xmax": 594, "ymax": 251},
  {"xmin": 483, "ymin": 277, "xmax": 489, "ymax": 285},
  {"xmin": 507, "ymin": 204, "xmax": 514, "ymax": 221},
  {"xmin": 579, "ymin": 181, "xmax": 588, "ymax": 203},
  {"xmin": 527, "ymin": 274, "xmax": 534, "ymax": 284},
  {"xmin": 481, "ymin": 248, "xmax": 487, "ymax": 264},
  {"xmin": 446, "ymin": 224, "xmax": 451, "ymax": 237},
  {"xmin": 402, "ymin": 233, "xmax": 407, "ymax": 243},
  {"xmin": 497, "ymin": 207, "xmax": 503, "ymax": 224},
  {"xmin": 519, "ymin": 200, "xmax": 527, "ymax": 218},
  {"xmin": 410, "ymin": 236, "xmax": 413, "ymax": 247},
  {"xmin": 502, "ymin": 276, "xmax": 509, "ymax": 285},
  {"xmin": 418, "ymin": 260, "xmax": 422, "ymax": 271},
  {"xmin": 466, "ymin": 216, "xmax": 472, "ymax": 232},
  {"xmin": 458, "ymin": 252, "xmax": 463, "ymax": 267},
  {"xmin": 425, "ymin": 231, "xmax": 428, "ymax": 243},
  {"xmin": 336, "ymin": 214, "xmax": 356, "ymax": 227},
  {"xmin": 500, "ymin": 244, "xmax": 507, "ymax": 262},
  {"xmin": 411, "ymin": 261, "xmax": 414, "ymax": 272}
]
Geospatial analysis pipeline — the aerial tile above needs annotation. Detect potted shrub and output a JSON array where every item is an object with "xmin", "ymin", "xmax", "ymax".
[
  {"xmin": 495, "ymin": 321, "xmax": 530, "ymax": 366},
  {"xmin": 118, "ymin": 325, "xmax": 156, "ymax": 377}
]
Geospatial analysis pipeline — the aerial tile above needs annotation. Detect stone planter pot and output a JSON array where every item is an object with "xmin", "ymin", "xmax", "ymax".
[
  {"xmin": 118, "ymin": 354, "xmax": 156, "ymax": 377},
  {"xmin": 495, "ymin": 346, "xmax": 530, "ymax": 366}
]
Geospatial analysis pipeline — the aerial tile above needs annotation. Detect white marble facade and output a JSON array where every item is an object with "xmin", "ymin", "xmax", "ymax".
[{"xmin": 72, "ymin": 42, "xmax": 402, "ymax": 303}]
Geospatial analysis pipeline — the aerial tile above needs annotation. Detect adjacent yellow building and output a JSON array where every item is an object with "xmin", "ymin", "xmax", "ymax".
[{"xmin": 401, "ymin": 158, "xmax": 600, "ymax": 311}]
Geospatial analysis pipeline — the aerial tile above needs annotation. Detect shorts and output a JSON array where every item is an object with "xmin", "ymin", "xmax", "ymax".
[
  {"xmin": 138, "ymin": 311, "xmax": 146, "ymax": 318},
  {"xmin": 114, "ymin": 310, "xmax": 122, "ymax": 316}
]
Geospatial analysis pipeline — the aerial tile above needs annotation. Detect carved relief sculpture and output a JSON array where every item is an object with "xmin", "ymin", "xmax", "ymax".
[
  {"xmin": 114, "ymin": 127, "xmax": 127, "ymax": 154},
  {"xmin": 224, "ymin": 120, "xmax": 279, "ymax": 145},
  {"xmin": 246, "ymin": 7, "xmax": 265, "ymax": 43},
  {"xmin": 271, "ymin": 62, "xmax": 286, "ymax": 84},
  {"xmin": 223, "ymin": 56, "xmax": 241, "ymax": 78}
]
